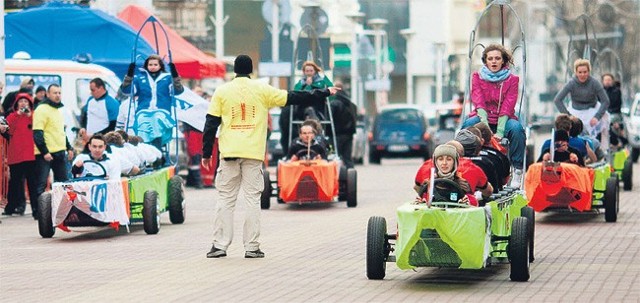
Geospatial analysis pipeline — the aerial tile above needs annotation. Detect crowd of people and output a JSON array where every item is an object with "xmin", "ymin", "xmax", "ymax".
[{"xmin": 0, "ymin": 54, "xmax": 181, "ymax": 219}]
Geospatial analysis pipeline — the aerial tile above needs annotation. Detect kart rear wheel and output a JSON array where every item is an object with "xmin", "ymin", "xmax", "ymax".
[
  {"xmin": 369, "ymin": 150, "xmax": 381, "ymax": 165},
  {"xmin": 143, "ymin": 190, "xmax": 160, "ymax": 234},
  {"xmin": 339, "ymin": 165, "xmax": 348, "ymax": 201},
  {"xmin": 260, "ymin": 170, "xmax": 271, "ymax": 210},
  {"xmin": 366, "ymin": 216, "xmax": 388, "ymax": 280},
  {"xmin": 622, "ymin": 159, "xmax": 632, "ymax": 191},
  {"xmin": 604, "ymin": 176, "xmax": 619, "ymax": 223},
  {"xmin": 509, "ymin": 217, "xmax": 530, "ymax": 282},
  {"xmin": 37, "ymin": 192, "xmax": 55, "ymax": 238},
  {"xmin": 521, "ymin": 206, "xmax": 535, "ymax": 263},
  {"xmin": 346, "ymin": 168, "xmax": 357, "ymax": 207},
  {"xmin": 168, "ymin": 175, "xmax": 185, "ymax": 224}
]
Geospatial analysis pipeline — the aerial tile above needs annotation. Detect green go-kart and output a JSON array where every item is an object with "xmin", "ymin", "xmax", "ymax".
[
  {"xmin": 366, "ymin": 179, "xmax": 533, "ymax": 282},
  {"xmin": 611, "ymin": 148, "xmax": 633, "ymax": 191}
]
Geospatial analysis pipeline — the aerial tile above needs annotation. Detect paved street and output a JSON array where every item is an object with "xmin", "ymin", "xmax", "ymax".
[{"xmin": 1, "ymin": 158, "xmax": 639, "ymax": 302}]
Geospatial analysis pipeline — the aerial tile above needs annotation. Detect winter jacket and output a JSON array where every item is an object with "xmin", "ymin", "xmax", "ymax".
[
  {"xmin": 470, "ymin": 71, "xmax": 520, "ymax": 124},
  {"xmin": 5, "ymin": 93, "xmax": 35, "ymax": 165},
  {"xmin": 121, "ymin": 69, "xmax": 184, "ymax": 112}
]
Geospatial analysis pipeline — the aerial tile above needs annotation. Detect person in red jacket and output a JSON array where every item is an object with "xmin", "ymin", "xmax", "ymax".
[{"xmin": 1, "ymin": 93, "xmax": 38, "ymax": 216}]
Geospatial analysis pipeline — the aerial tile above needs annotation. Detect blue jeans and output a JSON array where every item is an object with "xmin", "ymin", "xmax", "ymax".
[{"xmin": 461, "ymin": 116, "xmax": 526, "ymax": 169}]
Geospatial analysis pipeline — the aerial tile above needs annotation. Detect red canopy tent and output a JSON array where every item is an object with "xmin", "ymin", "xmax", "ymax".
[{"xmin": 118, "ymin": 5, "xmax": 226, "ymax": 79}]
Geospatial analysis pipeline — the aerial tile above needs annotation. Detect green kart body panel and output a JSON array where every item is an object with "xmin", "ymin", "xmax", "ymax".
[
  {"xmin": 128, "ymin": 167, "xmax": 174, "ymax": 220},
  {"xmin": 395, "ymin": 193, "xmax": 528, "ymax": 270}
]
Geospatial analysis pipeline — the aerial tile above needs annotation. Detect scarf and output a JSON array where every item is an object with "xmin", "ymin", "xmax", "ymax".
[{"xmin": 479, "ymin": 66, "xmax": 510, "ymax": 83}]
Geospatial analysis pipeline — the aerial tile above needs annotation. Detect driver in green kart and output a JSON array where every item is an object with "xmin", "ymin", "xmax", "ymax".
[
  {"xmin": 71, "ymin": 134, "xmax": 121, "ymax": 180},
  {"xmin": 414, "ymin": 144, "xmax": 476, "ymax": 206}
]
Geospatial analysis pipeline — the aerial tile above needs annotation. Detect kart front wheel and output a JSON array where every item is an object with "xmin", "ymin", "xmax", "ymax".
[
  {"xmin": 260, "ymin": 170, "xmax": 271, "ymax": 210},
  {"xmin": 509, "ymin": 217, "xmax": 530, "ymax": 282},
  {"xmin": 37, "ymin": 192, "xmax": 55, "ymax": 238},
  {"xmin": 168, "ymin": 175, "xmax": 186, "ymax": 224},
  {"xmin": 622, "ymin": 159, "xmax": 632, "ymax": 191},
  {"xmin": 143, "ymin": 190, "xmax": 160, "ymax": 234},
  {"xmin": 346, "ymin": 168, "xmax": 357, "ymax": 208},
  {"xmin": 521, "ymin": 206, "xmax": 535, "ymax": 263},
  {"xmin": 366, "ymin": 216, "xmax": 388, "ymax": 280},
  {"xmin": 604, "ymin": 176, "xmax": 619, "ymax": 223}
]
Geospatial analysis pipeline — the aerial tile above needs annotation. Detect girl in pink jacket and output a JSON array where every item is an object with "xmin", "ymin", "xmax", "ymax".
[{"xmin": 461, "ymin": 44, "xmax": 526, "ymax": 188}]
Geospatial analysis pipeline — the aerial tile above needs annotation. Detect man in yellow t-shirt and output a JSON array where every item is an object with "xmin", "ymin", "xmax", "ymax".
[
  {"xmin": 201, "ymin": 55, "xmax": 339, "ymax": 259},
  {"xmin": 32, "ymin": 84, "xmax": 75, "ymax": 219}
]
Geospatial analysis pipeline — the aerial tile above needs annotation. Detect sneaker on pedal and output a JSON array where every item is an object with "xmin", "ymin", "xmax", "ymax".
[
  {"xmin": 206, "ymin": 245, "xmax": 227, "ymax": 258},
  {"xmin": 245, "ymin": 249, "xmax": 265, "ymax": 258},
  {"xmin": 510, "ymin": 169, "xmax": 523, "ymax": 188}
]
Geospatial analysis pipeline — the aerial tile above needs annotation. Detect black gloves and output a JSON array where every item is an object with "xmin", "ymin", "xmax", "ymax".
[
  {"xmin": 169, "ymin": 63, "xmax": 179, "ymax": 77},
  {"xmin": 127, "ymin": 63, "xmax": 136, "ymax": 77}
]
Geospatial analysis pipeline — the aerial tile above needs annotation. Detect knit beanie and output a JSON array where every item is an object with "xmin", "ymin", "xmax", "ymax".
[
  {"xmin": 455, "ymin": 129, "xmax": 480, "ymax": 156},
  {"xmin": 234, "ymin": 55, "xmax": 253, "ymax": 75},
  {"xmin": 433, "ymin": 144, "xmax": 459, "ymax": 179}
]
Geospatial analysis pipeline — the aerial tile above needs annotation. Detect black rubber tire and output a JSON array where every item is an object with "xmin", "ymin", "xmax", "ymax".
[
  {"xmin": 369, "ymin": 150, "xmax": 381, "ymax": 165},
  {"xmin": 622, "ymin": 159, "xmax": 632, "ymax": 191},
  {"xmin": 260, "ymin": 170, "xmax": 271, "ymax": 210},
  {"xmin": 509, "ymin": 217, "xmax": 530, "ymax": 282},
  {"xmin": 339, "ymin": 165, "xmax": 348, "ymax": 200},
  {"xmin": 168, "ymin": 175, "xmax": 185, "ymax": 224},
  {"xmin": 632, "ymin": 147, "xmax": 639, "ymax": 163},
  {"xmin": 604, "ymin": 176, "xmax": 619, "ymax": 223},
  {"xmin": 346, "ymin": 168, "xmax": 357, "ymax": 207},
  {"xmin": 37, "ymin": 192, "xmax": 55, "ymax": 238},
  {"xmin": 143, "ymin": 190, "xmax": 160, "ymax": 234},
  {"xmin": 366, "ymin": 216, "xmax": 388, "ymax": 280},
  {"xmin": 521, "ymin": 206, "xmax": 535, "ymax": 263}
]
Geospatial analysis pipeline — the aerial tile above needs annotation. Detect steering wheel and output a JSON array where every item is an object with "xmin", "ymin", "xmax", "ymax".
[
  {"xmin": 295, "ymin": 148, "xmax": 319, "ymax": 160},
  {"xmin": 418, "ymin": 178, "xmax": 467, "ymax": 202},
  {"xmin": 79, "ymin": 159, "xmax": 107, "ymax": 179}
]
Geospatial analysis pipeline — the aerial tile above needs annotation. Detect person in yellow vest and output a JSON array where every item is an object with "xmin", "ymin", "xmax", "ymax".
[
  {"xmin": 201, "ymin": 55, "xmax": 339, "ymax": 259},
  {"xmin": 32, "ymin": 84, "xmax": 74, "ymax": 220}
]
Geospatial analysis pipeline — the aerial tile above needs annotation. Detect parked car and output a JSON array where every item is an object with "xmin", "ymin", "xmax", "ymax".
[
  {"xmin": 267, "ymin": 108, "xmax": 285, "ymax": 166},
  {"xmin": 626, "ymin": 93, "xmax": 640, "ymax": 163},
  {"xmin": 368, "ymin": 104, "xmax": 434, "ymax": 164}
]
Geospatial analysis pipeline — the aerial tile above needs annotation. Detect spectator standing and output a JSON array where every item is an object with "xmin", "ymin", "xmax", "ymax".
[
  {"xmin": 3, "ymin": 77, "xmax": 35, "ymax": 116},
  {"xmin": 32, "ymin": 84, "xmax": 74, "ymax": 219},
  {"xmin": 330, "ymin": 81, "xmax": 358, "ymax": 168},
  {"xmin": 34, "ymin": 86, "xmax": 46, "ymax": 108},
  {"xmin": 602, "ymin": 73, "xmax": 622, "ymax": 121},
  {"xmin": 79, "ymin": 78, "xmax": 120, "ymax": 140},
  {"xmin": 201, "ymin": 55, "xmax": 338, "ymax": 259},
  {"xmin": 1, "ymin": 93, "xmax": 38, "ymax": 216}
]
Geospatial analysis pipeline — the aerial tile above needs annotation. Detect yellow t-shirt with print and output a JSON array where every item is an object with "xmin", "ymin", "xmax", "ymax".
[
  {"xmin": 208, "ymin": 77, "xmax": 287, "ymax": 161},
  {"xmin": 32, "ymin": 102, "xmax": 67, "ymax": 155}
]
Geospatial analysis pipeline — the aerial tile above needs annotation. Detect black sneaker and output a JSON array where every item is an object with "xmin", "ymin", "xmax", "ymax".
[
  {"xmin": 244, "ymin": 249, "xmax": 265, "ymax": 258},
  {"xmin": 206, "ymin": 245, "xmax": 227, "ymax": 258}
]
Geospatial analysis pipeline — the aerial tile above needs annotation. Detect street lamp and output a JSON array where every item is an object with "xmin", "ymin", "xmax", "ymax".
[
  {"xmin": 366, "ymin": 18, "xmax": 388, "ymax": 112},
  {"xmin": 399, "ymin": 28, "xmax": 416, "ymax": 105},
  {"xmin": 346, "ymin": 11, "xmax": 365, "ymax": 109}
]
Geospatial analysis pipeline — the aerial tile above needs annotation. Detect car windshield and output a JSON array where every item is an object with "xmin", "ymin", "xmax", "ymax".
[{"xmin": 379, "ymin": 109, "xmax": 421, "ymax": 122}]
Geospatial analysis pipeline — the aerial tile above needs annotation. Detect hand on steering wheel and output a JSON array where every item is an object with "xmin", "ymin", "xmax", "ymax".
[{"xmin": 430, "ymin": 178, "xmax": 467, "ymax": 203}]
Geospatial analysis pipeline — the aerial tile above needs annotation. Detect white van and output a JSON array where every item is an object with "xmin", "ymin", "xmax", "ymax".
[{"xmin": 4, "ymin": 58, "xmax": 123, "ymax": 141}]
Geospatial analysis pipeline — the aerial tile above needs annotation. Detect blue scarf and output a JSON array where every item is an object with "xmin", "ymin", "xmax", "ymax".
[{"xmin": 479, "ymin": 66, "xmax": 510, "ymax": 83}]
